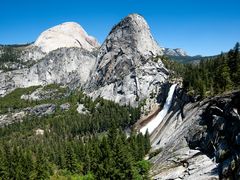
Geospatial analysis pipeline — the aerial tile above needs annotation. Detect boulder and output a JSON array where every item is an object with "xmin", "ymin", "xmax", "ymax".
[
  {"xmin": 60, "ymin": 103, "xmax": 70, "ymax": 111},
  {"xmin": 35, "ymin": 128, "xmax": 44, "ymax": 135},
  {"xmin": 77, "ymin": 104, "xmax": 89, "ymax": 114}
]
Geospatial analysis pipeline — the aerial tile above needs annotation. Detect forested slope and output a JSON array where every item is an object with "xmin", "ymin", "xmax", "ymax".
[
  {"xmin": 0, "ymin": 86, "xmax": 150, "ymax": 179},
  {"xmin": 162, "ymin": 42, "xmax": 240, "ymax": 97}
]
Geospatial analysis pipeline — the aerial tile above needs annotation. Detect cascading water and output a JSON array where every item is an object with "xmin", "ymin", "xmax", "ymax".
[{"xmin": 140, "ymin": 84, "xmax": 177, "ymax": 135}]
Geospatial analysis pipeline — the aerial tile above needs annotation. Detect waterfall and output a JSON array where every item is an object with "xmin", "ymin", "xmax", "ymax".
[{"xmin": 140, "ymin": 84, "xmax": 177, "ymax": 135}]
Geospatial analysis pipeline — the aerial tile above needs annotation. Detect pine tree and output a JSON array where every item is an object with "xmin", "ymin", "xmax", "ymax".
[
  {"xmin": 144, "ymin": 130, "xmax": 151, "ymax": 154},
  {"xmin": 99, "ymin": 136, "xmax": 115, "ymax": 178},
  {"xmin": 215, "ymin": 55, "xmax": 232, "ymax": 91},
  {"xmin": 34, "ymin": 152, "xmax": 51, "ymax": 180},
  {"xmin": 0, "ymin": 147, "xmax": 9, "ymax": 179},
  {"xmin": 112, "ymin": 135, "xmax": 135, "ymax": 179},
  {"xmin": 65, "ymin": 145, "xmax": 81, "ymax": 174}
]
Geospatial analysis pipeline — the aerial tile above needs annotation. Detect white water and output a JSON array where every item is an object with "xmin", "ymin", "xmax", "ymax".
[{"xmin": 140, "ymin": 84, "xmax": 177, "ymax": 135}]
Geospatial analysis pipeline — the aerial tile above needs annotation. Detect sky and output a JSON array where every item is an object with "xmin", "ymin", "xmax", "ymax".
[{"xmin": 0, "ymin": 0, "xmax": 239, "ymax": 56}]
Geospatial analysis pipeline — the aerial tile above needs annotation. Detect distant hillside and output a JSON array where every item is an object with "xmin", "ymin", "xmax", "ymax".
[
  {"xmin": 0, "ymin": 43, "xmax": 33, "ymax": 48},
  {"xmin": 167, "ymin": 54, "xmax": 222, "ymax": 64}
]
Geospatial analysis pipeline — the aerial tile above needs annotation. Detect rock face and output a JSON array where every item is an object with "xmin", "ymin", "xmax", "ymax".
[
  {"xmin": 0, "ymin": 48, "xmax": 97, "ymax": 96},
  {"xmin": 0, "ymin": 45, "xmax": 46, "ymax": 72},
  {"xmin": 0, "ymin": 103, "xmax": 57, "ymax": 127},
  {"xmin": 19, "ymin": 45, "xmax": 46, "ymax": 63},
  {"xmin": 87, "ymin": 14, "xmax": 168, "ymax": 106},
  {"xmin": 0, "ymin": 21, "xmax": 100, "ymax": 97},
  {"xmin": 163, "ymin": 48, "xmax": 188, "ymax": 56},
  {"xmin": 149, "ymin": 87, "xmax": 218, "ymax": 179},
  {"xmin": 149, "ymin": 85, "xmax": 240, "ymax": 179},
  {"xmin": 187, "ymin": 91, "xmax": 240, "ymax": 179},
  {"xmin": 34, "ymin": 22, "xmax": 100, "ymax": 53}
]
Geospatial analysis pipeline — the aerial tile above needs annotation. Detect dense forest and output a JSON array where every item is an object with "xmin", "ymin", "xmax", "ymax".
[{"xmin": 0, "ymin": 86, "xmax": 150, "ymax": 179}]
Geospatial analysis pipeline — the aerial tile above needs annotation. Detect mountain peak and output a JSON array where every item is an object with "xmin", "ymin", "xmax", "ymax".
[
  {"xmin": 163, "ymin": 47, "xmax": 188, "ymax": 56},
  {"xmin": 174, "ymin": 48, "xmax": 188, "ymax": 56},
  {"xmin": 125, "ymin": 13, "xmax": 147, "ymax": 24},
  {"xmin": 87, "ymin": 14, "xmax": 166, "ymax": 106},
  {"xmin": 34, "ymin": 22, "xmax": 100, "ymax": 53},
  {"xmin": 108, "ymin": 13, "xmax": 162, "ymax": 57}
]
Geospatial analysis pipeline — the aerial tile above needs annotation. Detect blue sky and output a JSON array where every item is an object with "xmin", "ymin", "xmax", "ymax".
[{"xmin": 0, "ymin": 0, "xmax": 239, "ymax": 56}]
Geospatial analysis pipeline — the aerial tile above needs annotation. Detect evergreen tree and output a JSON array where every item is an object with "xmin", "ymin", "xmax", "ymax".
[
  {"xmin": 0, "ymin": 147, "xmax": 9, "ymax": 179},
  {"xmin": 219, "ymin": 56, "xmax": 232, "ymax": 91},
  {"xmin": 34, "ymin": 152, "xmax": 51, "ymax": 180},
  {"xmin": 144, "ymin": 130, "xmax": 151, "ymax": 154},
  {"xmin": 65, "ymin": 145, "xmax": 81, "ymax": 174},
  {"xmin": 112, "ymin": 136, "xmax": 135, "ymax": 179}
]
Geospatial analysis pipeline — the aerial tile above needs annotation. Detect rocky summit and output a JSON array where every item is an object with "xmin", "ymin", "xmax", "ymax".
[
  {"xmin": 34, "ymin": 22, "xmax": 100, "ymax": 53},
  {"xmin": 87, "ymin": 14, "xmax": 168, "ymax": 106}
]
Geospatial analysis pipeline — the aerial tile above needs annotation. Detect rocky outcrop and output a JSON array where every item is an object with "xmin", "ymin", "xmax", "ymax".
[
  {"xmin": 25, "ymin": 103, "xmax": 56, "ymax": 116},
  {"xmin": 19, "ymin": 45, "xmax": 46, "ymax": 63},
  {"xmin": 0, "ymin": 48, "xmax": 97, "ymax": 96},
  {"xmin": 0, "ymin": 103, "xmax": 57, "ymax": 127},
  {"xmin": 0, "ymin": 111, "xmax": 26, "ymax": 126},
  {"xmin": 0, "ymin": 45, "xmax": 46, "ymax": 72},
  {"xmin": 87, "ymin": 14, "xmax": 168, "ymax": 106},
  {"xmin": 77, "ymin": 103, "xmax": 89, "ymax": 114},
  {"xmin": 21, "ymin": 86, "xmax": 67, "ymax": 101},
  {"xmin": 34, "ymin": 22, "xmax": 100, "ymax": 53},
  {"xmin": 60, "ymin": 103, "xmax": 70, "ymax": 111},
  {"xmin": 35, "ymin": 128, "xmax": 44, "ymax": 135}
]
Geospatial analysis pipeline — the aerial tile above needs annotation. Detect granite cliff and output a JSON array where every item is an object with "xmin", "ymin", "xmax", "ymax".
[{"xmin": 87, "ymin": 14, "xmax": 168, "ymax": 106}]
